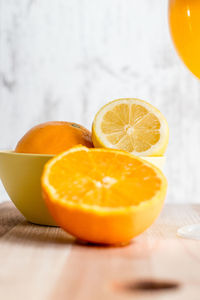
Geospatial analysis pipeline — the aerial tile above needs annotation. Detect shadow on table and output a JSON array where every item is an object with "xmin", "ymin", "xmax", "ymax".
[
  {"xmin": 4, "ymin": 220, "xmax": 132, "ymax": 249},
  {"xmin": 2, "ymin": 219, "xmax": 136, "ymax": 250},
  {"xmin": 2, "ymin": 220, "xmax": 75, "ymax": 247}
]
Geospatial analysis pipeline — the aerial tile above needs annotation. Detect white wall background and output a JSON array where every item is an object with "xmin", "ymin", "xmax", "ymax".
[{"xmin": 0, "ymin": 0, "xmax": 200, "ymax": 203}]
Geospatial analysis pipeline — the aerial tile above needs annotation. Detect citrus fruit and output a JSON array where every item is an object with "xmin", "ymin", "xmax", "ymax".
[
  {"xmin": 15, "ymin": 121, "xmax": 93, "ymax": 155},
  {"xmin": 42, "ymin": 146, "xmax": 167, "ymax": 245},
  {"xmin": 92, "ymin": 98, "xmax": 169, "ymax": 156}
]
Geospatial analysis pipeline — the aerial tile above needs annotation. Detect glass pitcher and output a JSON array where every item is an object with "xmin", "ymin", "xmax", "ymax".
[{"xmin": 169, "ymin": 0, "xmax": 200, "ymax": 239}]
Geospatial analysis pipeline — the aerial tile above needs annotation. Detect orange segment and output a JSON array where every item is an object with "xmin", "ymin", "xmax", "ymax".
[{"xmin": 42, "ymin": 146, "xmax": 167, "ymax": 245}]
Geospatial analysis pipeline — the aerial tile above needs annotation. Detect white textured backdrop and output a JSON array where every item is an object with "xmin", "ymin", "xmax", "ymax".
[{"xmin": 1, "ymin": 0, "xmax": 200, "ymax": 203}]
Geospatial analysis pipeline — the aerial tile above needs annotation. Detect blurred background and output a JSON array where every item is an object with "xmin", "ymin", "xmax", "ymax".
[{"xmin": 0, "ymin": 0, "xmax": 200, "ymax": 203}]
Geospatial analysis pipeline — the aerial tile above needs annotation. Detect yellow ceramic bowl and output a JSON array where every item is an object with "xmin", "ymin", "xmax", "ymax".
[{"xmin": 0, "ymin": 151, "xmax": 165, "ymax": 226}]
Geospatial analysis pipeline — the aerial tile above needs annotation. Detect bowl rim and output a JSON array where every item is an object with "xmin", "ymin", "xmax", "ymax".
[
  {"xmin": 0, "ymin": 150, "xmax": 54, "ymax": 158},
  {"xmin": 0, "ymin": 150, "xmax": 166, "ymax": 159}
]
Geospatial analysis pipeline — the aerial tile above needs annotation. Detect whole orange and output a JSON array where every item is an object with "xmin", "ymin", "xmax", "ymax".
[{"xmin": 15, "ymin": 121, "xmax": 93, "ymax": 155}]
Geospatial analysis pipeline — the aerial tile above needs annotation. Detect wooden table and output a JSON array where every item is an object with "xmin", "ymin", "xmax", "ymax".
[{"xmin": 0, "ymin": 202, "xmax": 200, "ymax": 300}]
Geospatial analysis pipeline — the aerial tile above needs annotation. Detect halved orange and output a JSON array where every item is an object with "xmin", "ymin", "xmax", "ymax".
[{"xmin": 42, "ymin": 146, "xmax": 167, "ymax": 245}]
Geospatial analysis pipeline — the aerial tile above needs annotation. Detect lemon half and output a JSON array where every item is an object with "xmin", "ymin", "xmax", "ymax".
[{"xmin": 92, "ymin": 98, "xmax": 169, "ymax": 156}]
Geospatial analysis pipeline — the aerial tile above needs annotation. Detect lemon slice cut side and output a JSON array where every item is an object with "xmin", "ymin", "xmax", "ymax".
[{"xmin": 92, "ymin": 98, "xmax": 169, "ymax": 156}]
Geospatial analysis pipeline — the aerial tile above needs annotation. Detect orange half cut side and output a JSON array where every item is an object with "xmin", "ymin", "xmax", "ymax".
[{"xmin": 42, "ymin": 146, "xmax": 167, "ymax": 245}]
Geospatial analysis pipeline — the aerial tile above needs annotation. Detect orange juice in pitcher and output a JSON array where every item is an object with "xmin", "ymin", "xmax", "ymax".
[{"xmin": 169, "ymin": 0, "xmax": 200, "ymax": 79}]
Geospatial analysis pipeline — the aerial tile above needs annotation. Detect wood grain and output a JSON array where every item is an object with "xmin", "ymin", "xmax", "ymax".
[
  {"xmin": 0, "ymin": 201, "xmax": 24, "ymax": 237},
  {"xmin": 1, "ymin": 202, "xmax": 200, "ymax": 300}
]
